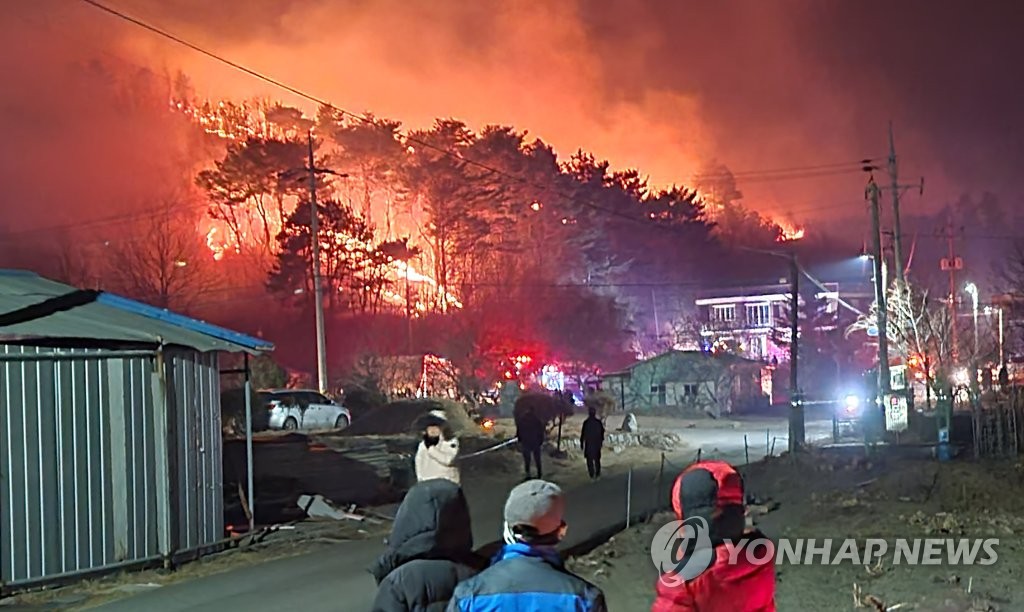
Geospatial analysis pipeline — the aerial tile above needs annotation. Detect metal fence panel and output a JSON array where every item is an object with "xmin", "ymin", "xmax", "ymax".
[
  {"xmin": 167, "ymin": 350, "xmax": 223, "ymax": 553},
  {"xmin": 1, "ymin": 345, "xmax": 223, "ymax": 589}
]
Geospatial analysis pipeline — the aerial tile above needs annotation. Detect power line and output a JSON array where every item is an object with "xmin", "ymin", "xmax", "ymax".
[
  {"xmin": 0, "ymin": 201, "xmax": 211, "ymax": 241},
  {"xmin": 694, "ymin": 160, "xmax": 878, "ymax": 180}
]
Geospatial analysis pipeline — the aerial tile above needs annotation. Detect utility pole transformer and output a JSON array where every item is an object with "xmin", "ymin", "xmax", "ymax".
[{"xmin": 308, "ymin": 130, "xmax": 329, "ymax": 393}]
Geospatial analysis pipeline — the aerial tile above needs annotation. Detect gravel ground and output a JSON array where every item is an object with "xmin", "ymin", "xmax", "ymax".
[{"xmin": 569, "ymin": 451, "xmax": 1024, "ymax": 611}]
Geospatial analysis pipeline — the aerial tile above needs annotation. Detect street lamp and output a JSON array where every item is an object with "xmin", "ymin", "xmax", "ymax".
[
  {"xmin": 965, "ymin": 282, "xmax": 979, "ymax": 358},
  {"xmin": 984, "ymin": 305, "xmax": 1005, "ymax": 370},
  {"xmin": 860, "ymin": 252, "xmax": 887, "ymax": 292}
]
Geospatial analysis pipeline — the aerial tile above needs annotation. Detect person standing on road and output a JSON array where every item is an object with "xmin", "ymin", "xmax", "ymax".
[
  {"xmin": 514, "ymin": 401, "xmax": 545, "ymax": 480},
  {"xmin": 370, "ymin": 479, "xmax": 486, "ymax": 611},
  {"xmin": 580, "ymin": 406, "xmax": 605, "ymax": 479},
  {"xmin": 415, "ymin": 410, "xmax": 461, "ymax": 485},
  {"xmin": 651, "ymin": 460, "xmax": 776, "ymax": 612},
  {"xmin": 446, "ymin": 479, "xmax": 607, "ymax": 612}
]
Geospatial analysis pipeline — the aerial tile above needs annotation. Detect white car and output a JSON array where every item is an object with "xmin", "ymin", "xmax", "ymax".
[{"xmin": 260, "ymin": 389, "xmax": 351, "ymax": 431}]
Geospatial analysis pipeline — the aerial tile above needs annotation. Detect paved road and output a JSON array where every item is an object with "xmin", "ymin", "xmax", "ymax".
[{"xmin": 92, "ymin": 418, "xmax": 831, "ymax": 612}]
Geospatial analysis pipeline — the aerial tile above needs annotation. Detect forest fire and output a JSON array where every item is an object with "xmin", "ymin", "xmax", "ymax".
[
  {"xmin": 173, "ymin": 95, "xmax": 465, "ymax": 310},
  {"xmin": 776, "ymin": 219, "xmax": 806, "ymax": 242}
]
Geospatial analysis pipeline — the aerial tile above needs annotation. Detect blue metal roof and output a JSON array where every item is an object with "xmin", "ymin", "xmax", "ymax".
[{"xmin": 0, "ymin": 270, "xmax": 273, "ymax": 354}]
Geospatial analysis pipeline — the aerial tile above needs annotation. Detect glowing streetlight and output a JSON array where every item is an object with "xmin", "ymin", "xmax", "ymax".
[
  {"xmin": 965, "ymin": 282, "xmax": 979, "ymax": 358},
  {"xmin": 984, "ymin": 306, "xmax": 1005, "ymax": 370}
]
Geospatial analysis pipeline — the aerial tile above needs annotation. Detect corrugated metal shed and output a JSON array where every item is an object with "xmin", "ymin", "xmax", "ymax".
[
  {"xmin": 0, "ymin": 271, "xmax": 270, "ymax": 591},
  {"xmin": 0, "ymin": 270, "xmax": 272, "ymax": 353}
]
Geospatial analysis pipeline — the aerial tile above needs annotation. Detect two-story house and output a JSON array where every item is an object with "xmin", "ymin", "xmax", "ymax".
[{"xmin": 695, "ymin": 280, "xmax": 842, "ymax": 362}]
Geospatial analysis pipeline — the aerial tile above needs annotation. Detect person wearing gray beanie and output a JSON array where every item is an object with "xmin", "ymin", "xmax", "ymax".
[{"xmin": 446, "ymin": 480, "xmax": 607, "ymax": 611}]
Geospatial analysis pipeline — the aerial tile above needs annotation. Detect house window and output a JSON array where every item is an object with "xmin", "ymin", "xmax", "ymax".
[
  {"xmin": 746, "ymin": 303, "xmax": 772, "ymax": 327},
  {"xmin": 682, "ymin": 383, "xmax": 699, "ymax": 398},
  {"xmin": 650, "ymin": 384, "xmax": 667, "ymax": 405},
  {"xmin": 711, "ymin": 305, "xmax": 735, "ymax": 323}
]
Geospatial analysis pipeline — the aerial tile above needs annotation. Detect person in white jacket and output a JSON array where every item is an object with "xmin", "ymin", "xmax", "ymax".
[{"xmin": 415, "ymin": 410, "xmax": 461, "ymax": 484}]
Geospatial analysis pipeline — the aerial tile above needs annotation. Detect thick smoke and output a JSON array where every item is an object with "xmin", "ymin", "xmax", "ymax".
[{"xmin": 3, "ymin": 0, "xmax": 1024, "ymax": 237}]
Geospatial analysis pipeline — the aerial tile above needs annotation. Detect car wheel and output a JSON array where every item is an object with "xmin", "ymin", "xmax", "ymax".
[
  {"xmin": 283, "ymin": 417, "xmax": 299, "ymax": 431},
  {"xmin": 335, "ymin": 414, "xmax": 350, "ymax": 429}
]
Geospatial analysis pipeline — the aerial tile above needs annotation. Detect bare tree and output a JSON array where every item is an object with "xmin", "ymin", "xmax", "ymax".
[
  {"xmin": 847, "ymin": 282, "xmax": 963, "ymax": 392},
  {"xmin": 109, "ymin": 199, "xmax": 216, "ymax": 311}
]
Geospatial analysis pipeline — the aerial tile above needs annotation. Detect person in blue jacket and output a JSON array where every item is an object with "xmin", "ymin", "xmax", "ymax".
[{"xmin": 446, "ymin": 480, "xmax": 607, "ymax": 612}]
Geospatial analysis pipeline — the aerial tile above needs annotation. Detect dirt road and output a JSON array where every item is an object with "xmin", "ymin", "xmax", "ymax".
[{"xmin": 73, "ymin": 415, "xmax": 829, "ymax": 611}]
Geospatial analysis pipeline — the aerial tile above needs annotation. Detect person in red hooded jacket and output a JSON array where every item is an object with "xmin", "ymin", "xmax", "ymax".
[{"xmin": 651, "ymin": 460, "xmax": 776, "ymax": 612}]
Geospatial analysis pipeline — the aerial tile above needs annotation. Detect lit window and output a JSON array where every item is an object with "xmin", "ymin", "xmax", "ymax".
[
  {"xmin": 746, "ymin": 303, "xmax": 772, "ymax": 327},
  {"xmin": 712, "ymin": 305, "xmax": 735, "ymax": 322}
]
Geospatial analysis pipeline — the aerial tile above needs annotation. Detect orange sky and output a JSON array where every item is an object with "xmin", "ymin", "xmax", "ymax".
[{"xmin": 11, "ymin": 0, "xmax": 1022, "ymax": 238}]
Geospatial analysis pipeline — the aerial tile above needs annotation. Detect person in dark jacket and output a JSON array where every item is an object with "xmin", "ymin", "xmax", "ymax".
[
  {"xmin": 371, "ymin": 479, "xmax": 486, "ymax": 611},
  {"xmin": 514, "ymin": 402, "xmax": 546, "ymax": 479},
  {"xmin": 447, "ymin": 479, "xmax": 606, "ymax": 612},
  {"xmin": 580, "ymin": 406, "xmax": 605, "ymax": 479}
]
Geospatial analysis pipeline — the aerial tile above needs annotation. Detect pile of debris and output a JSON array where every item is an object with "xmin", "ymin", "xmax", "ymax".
[
  {"xmin": 902, "ymin": 510, "xmax": 1020, "ymax": 537},
  {"xmin": 343, "ymin": 399, "xmax": 475, "ymax": 436}
]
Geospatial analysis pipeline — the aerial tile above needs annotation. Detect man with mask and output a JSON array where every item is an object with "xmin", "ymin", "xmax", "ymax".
[
  {"xmin": 415, "ymin": 410, "xmax": 460, "ymax": 484},
  {"xmin": 447, "ymin": 480, "xmax": 607, "ymax": 611}
]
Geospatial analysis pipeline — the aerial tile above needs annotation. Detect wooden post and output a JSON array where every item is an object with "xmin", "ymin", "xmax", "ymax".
[
  {"xmin": 625, "ymin": 468, "xmax": 633, "ymax": 529},
  {"xmin": 652, "ymin": 452, "xmax": 665, "ymax": 515}
]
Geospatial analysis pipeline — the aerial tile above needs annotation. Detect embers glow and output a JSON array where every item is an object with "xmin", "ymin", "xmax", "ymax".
[{"xmin": 776, "ymin": 219, "xmax": 806, "ymax": 242}]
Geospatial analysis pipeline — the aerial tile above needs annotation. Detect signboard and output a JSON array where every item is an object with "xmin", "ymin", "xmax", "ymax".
[
  {"xmin": 940, "ymin": 257, "xmax": 963, "ymax": 271},
  {"xmin": 890, "ymin": 365, "xmax": 908, "ymax": 392},
  {"xmin": 885, "ymin": 394, "xmax": 908, "ymax": 433}
]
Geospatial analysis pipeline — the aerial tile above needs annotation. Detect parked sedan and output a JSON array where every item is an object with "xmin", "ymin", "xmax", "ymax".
[{"xmin": 259, "ymin": 389, "xmax": 351, "ymax": 431}]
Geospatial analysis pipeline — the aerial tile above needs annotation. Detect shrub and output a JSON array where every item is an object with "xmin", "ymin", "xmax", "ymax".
[
  {"xmin": 343, "ymin": 385, "xmax": 388, "ymax": 423},
  {"xmin": 584, "ymin": 390, "xmax": 617, "ymax": 419},
  {"xmin": 220, "ymin": 387, "xmax": 268, "ymax": 436},
  {"xmin": 514, "ymin": 392, "xmax": 571, "ymax": 427}
]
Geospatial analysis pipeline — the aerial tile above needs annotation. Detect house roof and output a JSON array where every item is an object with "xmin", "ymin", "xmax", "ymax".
[
  {"xmin": 602, "ymin": 349, "xmax": 762, "ymax": 377},
  {"xmin": 0, "ymin": 270, "xmax": 273, "ymax": 354}
]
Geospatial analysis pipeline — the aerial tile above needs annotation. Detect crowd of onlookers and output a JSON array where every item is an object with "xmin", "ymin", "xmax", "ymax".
[{"xmin": 367, "ymin": 398, "xmax": 776, "ymax": 611}]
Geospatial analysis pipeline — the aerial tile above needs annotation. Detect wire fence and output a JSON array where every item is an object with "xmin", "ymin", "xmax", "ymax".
[{"xmin": 612, "ymin": 426, "xmax": 792, "ymax": 531}]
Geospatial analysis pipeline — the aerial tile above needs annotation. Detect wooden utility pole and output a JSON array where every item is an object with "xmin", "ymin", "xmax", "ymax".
[
  {"xmin": 789, "ymin": 252, "xmax": 804, "ymax": 453},
  {"xmin": 887, "ymin": 123, "xmax": 906, "ymax": 286},
  {"xmin": 866, "ymin": 177, "xmax": 892, "ymax": 406},
  {"xmin": 941, "ymin": 219, "xmax": 961, "ymax": 363},
  {"xmin": 307, "ymin": 130, "xmax": 329, "ymax": 393}
]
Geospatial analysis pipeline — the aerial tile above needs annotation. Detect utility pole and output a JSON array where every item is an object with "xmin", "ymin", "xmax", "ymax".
[
  {"xmin": 789, "ymin": 252, "xmax": 804, "ymax": 453},
  {"xmin": 866, "ymin": 177, "xmax": 892, "ymax": 411},
  {"xmin": 942, "ymin": 219, "xmax": 960, "ymax": 363},
  {"xmin": 652, "ymin": 289, "xmax": 661, "ymax": 346},
  {"xmin": 736, "ymin": 244, "xmax": 804, "ymax": 451},
  {"xmin": 406, "ymin": 266, "xmax": 413, "ymax": 353},
  {"xmin": 887, "ymin": 122, "xmax": 906, "ymax": 286},
  {"xmin": 307, "ymin": 130, "xmax": 329, "ymax": 393}
]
